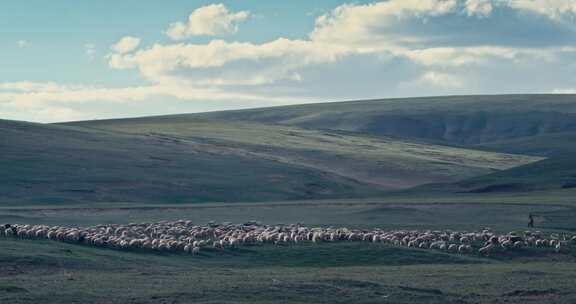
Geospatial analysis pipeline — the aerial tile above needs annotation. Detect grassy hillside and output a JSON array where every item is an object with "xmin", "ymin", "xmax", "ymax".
[
  {"xmin": 0, "ymin": 119, "xmax": 388, "ymax": 204},
  {"xmin": 137, "ymin": 94, "xmax": 576, "ymax": 148},
  {"xmin": 477, "ymin": 131, "xmax": 576, "ymax": 157},
  {"xmin": 453, "ymin": 155, "xmax": 576, "ymax": 193},
  {"xmin": 66, "ymin": 118, "xmax": 539, "ymax": 190},
  {"xmin": 5, "ymin": 94, "xmax": 575, "ymax": 202},
  {"xmin": 66, "ymin": 94, "xmax": 576, "ymax": 196}
]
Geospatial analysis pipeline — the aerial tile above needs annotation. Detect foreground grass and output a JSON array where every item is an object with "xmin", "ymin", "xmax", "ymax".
[
  {"xmin": 1, "ymin": 197, "xmax": 575, "ymax": 303},
  {"xmin": 1, "ymin": 238, "xmax": 575, "ymax": 304}
]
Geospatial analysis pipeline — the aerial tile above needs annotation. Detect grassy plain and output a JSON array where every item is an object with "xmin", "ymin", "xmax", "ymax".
[
  {"xmin": 1, "ymin": 193, "xmax": 576, "ymax": 303},
  {"xmin": 1, "ymin": 231, "xmax": 575, "ymax": 303}
]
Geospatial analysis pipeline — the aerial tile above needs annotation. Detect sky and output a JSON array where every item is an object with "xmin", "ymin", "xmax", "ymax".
[{"xmin": 2, "ymin": 0, "xmax": 576, "ymax": 122}]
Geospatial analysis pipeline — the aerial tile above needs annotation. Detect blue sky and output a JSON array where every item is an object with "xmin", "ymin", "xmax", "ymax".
[
  {"xmin": 0, "ymin": 1, "xmax": 332, "ymax": 84},
  {"xmin": 2, "ymin": 0, "xmax": 576, "ymax": 122}
]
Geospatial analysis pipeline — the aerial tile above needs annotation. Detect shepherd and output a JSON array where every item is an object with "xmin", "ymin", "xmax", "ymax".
[{"xmin": 528, "ymin": 213, "xmax": 534, "ymax": 228}]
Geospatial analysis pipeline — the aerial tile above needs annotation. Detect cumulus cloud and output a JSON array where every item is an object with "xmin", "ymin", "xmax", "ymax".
[
  {"xmin": 0, "ymin": 80, "xmax": 305, "ymax": 122},
  {"xmin": 98, "ymin": 0, "xmax": 576, "ymax": 113},
  {"xmin": 310, "ymin": 0, "xmax": 459, "ymax": 47},
  {"xmin": 509, "ymin": 0, "xmax": 576, "ymax": 21},
  {"xmin": 0, "ymin": 82, "xmax": 160, "ymax": 112},
  {"xmin": 465, "ymin": 0, "xmax": 493, "ymax": 17},
  {"xmin": 165, "ymin": 4, "xmax": 250, "ymax": 40},
  {"xmin": 111, "ymin": 36, "xmax": 141, "ymax": 54},
  {"xmin": 7, "ymin": 0, "xmax": 576, "ymax": 122},
  {"xmin": 403, "ymin": 46, "xmax": 554, "ymax": 67},
  {"xmin": 109, "ymin": 38, "xmax": 355, "ymax": 86},
  {"xmin": 109, "ymin": 0, "xmax": 568, "ymax": 91},
  {"xmin": 17, "ymin": 40, "xmax": 27, "ymax": 48},
  {"xmin": 310, "ymin": 0, "xmax": 576, "ymax": 49},
  {"xmin": 0, "ymin": 81, "xmax": 289, "ymax": 107}
]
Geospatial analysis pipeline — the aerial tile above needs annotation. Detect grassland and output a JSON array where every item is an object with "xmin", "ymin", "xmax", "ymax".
[
  {"xmin": 0, "ymin": 114, "xmax": 539, "ymax": 204},
  {"xmin": 133, "ymin": 94, "xmax": 576, "ymax": 146},
  {"xmin": 66, "ymin": 94, "xmax": 576, "ymax": 195},
  {"xmin": 3, "ymin": 188, "xmax": 576, "ymax": 230},
  {"xmin": 68, "ymin": 118, "xmax": 540, "ymax": 189},
  {"xmin": 2, "ymin": 189, "xmax": 575, "ymax": 303},
  {"xmin": 3, "ymin": 94, "xmax": 576, "ymax": 303},
  {"xmin": 0, "ymin": 119, "xmax": 388, "ymax": 204},
  {"xmin": 4, "ymin": 94, "xmax": 575, "ymax": 203},
  {"xmin": 1, "ymin": 225, "xmax": 575, "ymax": 304}
]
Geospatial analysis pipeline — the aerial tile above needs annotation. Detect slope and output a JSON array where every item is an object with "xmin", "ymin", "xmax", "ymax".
[
  {"xmin": 78, "ymin": 94, "xmax": 573, "ymax": 194},
  {"xmin": 0, "ymin": 119, "xmax": 387, "ymax": 204},
  {"xmin": 65, "ymin": 117, "xmax": 540, "ymax": 190},
  {"xmin": 140, "ymin": 94, "xmax": 576, "ymax": 147}
]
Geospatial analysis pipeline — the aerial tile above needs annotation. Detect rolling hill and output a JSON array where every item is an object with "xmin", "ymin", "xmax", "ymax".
[
  {"xmin": 65, "ymin": 117, "xmax": 539, "ymax": 190},
  {"xmin": 4, "ymin": 94, "xmax": 576, "ymax": 204},
  {"xmin": 66, "ymin": 94, "xmax": 576, "ymax": 195},
  {"xmin": 0, "ymin": 119, "xmax": 389, "ymax": 204},
  {"xmin": 136, "ymin": 94, "xmax": 576, "ymax": 149}
]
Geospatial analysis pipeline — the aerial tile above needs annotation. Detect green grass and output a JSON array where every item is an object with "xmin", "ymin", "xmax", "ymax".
[
  {"xmin": 1, "ymin": 105, "xmax": 542, "ymax": 205},
  {"xmin": 477, "ymin": 131, "xmax": 576, "ymax": 157},
  {"xmin": 3, "ymin": 94, "xmax": 576, "ymax": 303},
  {"xmin": 0, "ymin": 237, "xmax": 575, "ymax": 304},
  {"xmin": 0, "ymin": 119, "xmax": 389, "ymax": 204},
  {"xmin": 133, "ymin": 94, "xmax": 576, "ymax": 147},
  {"xmin": 64, "ymin": 94, "xmax": 576, "ymax": 197},
  {"xmin": 404, "ymin": 156, "xmax": 576, "ymax": 194},
  {"xmin": 455, "ymin": 155, "xmax": 576, "ymax": 191},
  {"xmin": 2, "ymin": 192, "xmax": 576, "ymax": 231},
  {"xmin": 65, "ymin": 118, "xmax": 539, "ymax": 190},
  {"xmin": 5, "ymin": 94, "xmax": 576, "ymax": 204}
]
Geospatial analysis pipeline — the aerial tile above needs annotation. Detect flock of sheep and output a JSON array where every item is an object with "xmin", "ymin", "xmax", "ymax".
[{"xmin": 1, "ymin": 221, "xmax": 574, "ymax": 257}]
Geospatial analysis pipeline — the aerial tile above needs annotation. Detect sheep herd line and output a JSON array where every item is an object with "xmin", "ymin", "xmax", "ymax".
[{"xmin": 1, "ymin": 221, "xmax": 575, "ymax": 257}]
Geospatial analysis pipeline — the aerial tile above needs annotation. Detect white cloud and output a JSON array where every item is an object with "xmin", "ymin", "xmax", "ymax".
[
  {"xmin": 33, "ymin": 106, "xmax": 87, "ymax": 122},
  {"xmin": 108, "ymin": 39, "xmax": 556, "ymax": 91},
  {"xmin": 403, "ymin": 46, "xmax": 554, "ymax": 67},
  {"xmin": 310, "ymin": 0, "xmax": 576, "ymax": 49},
  {"xmin": 6, "ymin": 0, "xmax": 576, "ymax": 123},
  {"xmin": 465, "ymin": 0, "xmax": 493, "ymax": 17},
  {"xmin": 165, "ymin": 4, "xmax": 250, "ymax": 40},
  {"xmin": 400, "ymin": 71, "xmax": 465, "ymax": 89},
  {"xmin": 405, "ymin": 47, "xmax": 483, "ymax": 67},
  {"xmin": 0, "ymin": 81, "xmax": 303, "ymax": 122},
  {"xmin": 0, "ymin": 82, "xmax": 160, "ymax": 108},
  {"xmin": 111, "ymin": 36, "xmax": 141, "ymax": 54},
  {"xmin": 509, "ymin": 0, "xmax": 576, "ymax": 21},
  {"xmin": 17, "ymin": 40, "xmax": 27, "ymax": 48},
  {"xmin": 103, "ymin": 0, "xmax": 576, "ymax": 93},
  {"xmin": 551, "ymin": 88, "xmax": 576, "ymax": 94},
  {"xmin": 109, "ymin": 38, "xmax": 355, "ymax": 86},
  {"xmin": 104, "ymin": 0, "xmax": 572, "ymax": 104},
  {"xmin": 310, "ymin": 0, "xmax": 459, "ymax": 46}
]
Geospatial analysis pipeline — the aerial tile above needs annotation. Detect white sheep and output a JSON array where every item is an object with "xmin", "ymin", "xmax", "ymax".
[
  {"xmin": 479, "ymin": 244, "xmax": 495, "ymax": 256},
  {"xmin": 458, "ymin": 245, "xmax": 472, "ymax": 254}
]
